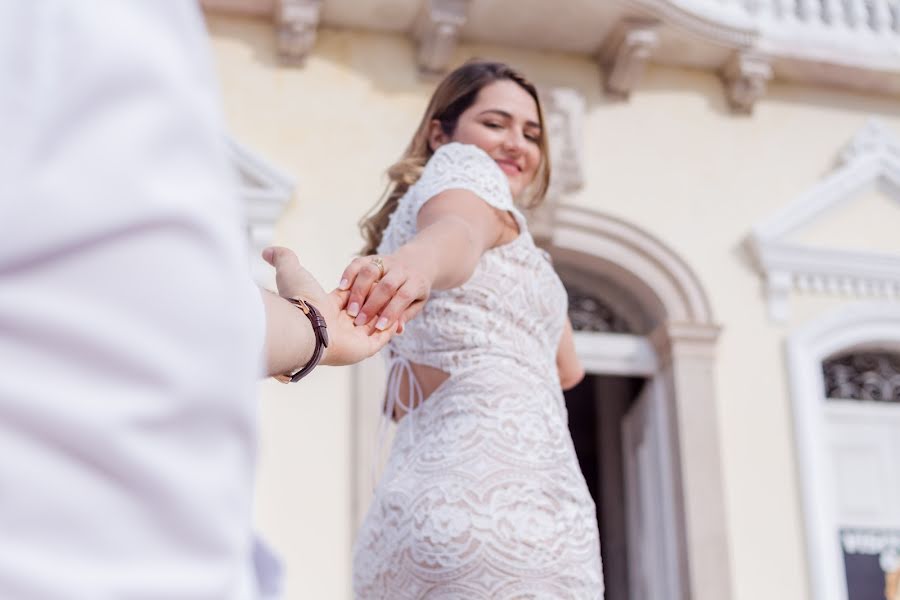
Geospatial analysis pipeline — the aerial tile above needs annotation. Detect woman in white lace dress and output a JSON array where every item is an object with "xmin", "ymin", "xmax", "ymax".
[{"xmin": 340, "ymin": 61, "xmax": 604, "ymax": 599}]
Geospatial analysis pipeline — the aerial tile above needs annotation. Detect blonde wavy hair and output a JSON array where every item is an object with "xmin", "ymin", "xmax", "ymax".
[{"xmin": 359, "ymin": 60, "xmax": 551, "ymax": 256}]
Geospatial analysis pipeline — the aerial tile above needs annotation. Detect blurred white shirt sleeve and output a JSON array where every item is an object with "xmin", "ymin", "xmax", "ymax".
[{"xmin": 0, "ymin": 2, "xmax": 269, "ymax": 598}]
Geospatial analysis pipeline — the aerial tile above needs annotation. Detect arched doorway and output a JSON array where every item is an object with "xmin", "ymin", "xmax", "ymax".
[
  {"xmin": 545, "ymin": 205, "xmax": 730, "ymax": 600},
  {"xmin": 558, "ymin": 271, "xmax": 666, "ymax": 600}
]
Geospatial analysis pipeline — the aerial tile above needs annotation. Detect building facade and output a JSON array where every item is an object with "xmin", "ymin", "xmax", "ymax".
[{"xmin": 200, "ymin": 1, "xmax": 900, "ymax": 598}]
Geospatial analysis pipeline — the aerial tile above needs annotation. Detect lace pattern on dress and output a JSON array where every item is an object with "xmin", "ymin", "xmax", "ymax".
[
  {"xmin": 356, "ymin": 142, "xmax": 604, "ymax": 598},
  {"xmin": 375, "ymin": 142, "xmax": 529, "ymax": 448}
]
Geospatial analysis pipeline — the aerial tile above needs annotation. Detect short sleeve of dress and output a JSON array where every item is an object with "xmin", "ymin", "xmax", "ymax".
[{"xmin": 412, "ymin": 142, "xmax": 516, "ymax": 217}]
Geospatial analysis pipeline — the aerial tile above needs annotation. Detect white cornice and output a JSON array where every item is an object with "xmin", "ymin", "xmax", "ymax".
[
  {"xmin": 626, "ymin": 0, "xmax": 758, "ymax": 47},
  {"xmin": 201, "ymin": 0, "xmax": 900, "ymax": 106},
  {"xmin": 751, "ymin": 120, "xmax": 900, "ymax": 322}
]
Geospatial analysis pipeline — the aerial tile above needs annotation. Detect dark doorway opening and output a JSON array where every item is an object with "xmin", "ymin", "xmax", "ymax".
[{"xmin": 565, "ymin": 374, "xmax": 647, "ymax": 600}]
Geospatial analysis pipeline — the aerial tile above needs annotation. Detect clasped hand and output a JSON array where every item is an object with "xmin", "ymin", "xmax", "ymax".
[
  {"xmin": 337, "ymin": 250, "xmax": 432, "ymax": 334},
  {"xmin": 263, "ymin": 246, "xmax": 398, "ymax": 366}
]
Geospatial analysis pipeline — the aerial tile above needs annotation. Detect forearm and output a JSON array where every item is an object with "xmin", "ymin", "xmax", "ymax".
[
  {"xmin": 557, "ymin": 318, "xmax": 585, "ymax": 390},
  {"xmin": 398, "ymin": 216, "xmax": 487, "ymax": 290},
  {"xmin": 259, "ymin": 288, "xmax": 315, "ymax": 377}
]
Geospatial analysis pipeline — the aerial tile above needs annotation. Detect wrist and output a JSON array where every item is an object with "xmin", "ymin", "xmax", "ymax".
[
  {"xmin": 395, "ymin": 243, "xmax": 438, "ymax": 288},
  {"xmin": 274, "ymin": 296, "xmax": 329, "ymax": 383},
  {"xmin": 290, "ymin": 308, "xmax": 316, "ymax": 369}
]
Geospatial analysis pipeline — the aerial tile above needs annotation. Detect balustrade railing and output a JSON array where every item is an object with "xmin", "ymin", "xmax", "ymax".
[{"xmin": 720, "ymin": 0, "xmax": 900, "ymax": 35}]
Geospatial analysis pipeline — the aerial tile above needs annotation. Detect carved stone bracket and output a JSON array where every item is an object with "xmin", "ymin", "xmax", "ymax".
[
  {"xmin": 542, "ymin": 87, "xmax": 586, "ymax": 199},
  {"xmin": 598, "ymin": 18, "xmax": 660, "ymax": 99},
  {"xmin": 275, "ymin": 0, "xmax": 323, "ymax": 66},
  {"xmin": 527, "ymin": 87, "xmax": 586, "ymax": 240},
  {"xmin": 414, "ymin": 0, "xmax": 470, "ymax": 76},
  {"xmin": 720, "ymin": 52, "xmax": 772, "ymax": 114}
]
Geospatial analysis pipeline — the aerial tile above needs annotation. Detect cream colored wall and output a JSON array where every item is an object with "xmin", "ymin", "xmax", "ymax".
[
  {"xmin": 568, "ymin": 64, "xmax": 900, "ymax": 600},
  {"xmin": 789, "ymin": 186, "xmax": 900, "ymax": 253},
  {"xmin": 205, "ymin": 13, "xmax": 900, "ymax": 600}
]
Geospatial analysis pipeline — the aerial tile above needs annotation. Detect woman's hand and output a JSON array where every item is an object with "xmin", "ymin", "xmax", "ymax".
[
  {"xmin": 338, "ymin": 249, "xmax": 432, "ymax": 333},
  {"xmin": 263, "ymin": 246, "xmax": 397, "ymax": 367},
  {"xmin": 340, "ymin": 188, "xmax": 512, "ymax": 333}
]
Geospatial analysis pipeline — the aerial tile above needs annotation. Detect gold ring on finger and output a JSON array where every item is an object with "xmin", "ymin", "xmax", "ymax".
[{"xmin": 370, "ymin": 256, "xmax": 386, "ymax": 281}]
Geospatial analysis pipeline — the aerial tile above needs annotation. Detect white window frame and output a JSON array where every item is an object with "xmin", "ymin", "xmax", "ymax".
[{"xmin": 787, "ymin": 302, "xmax": 900, "ymax": 600}]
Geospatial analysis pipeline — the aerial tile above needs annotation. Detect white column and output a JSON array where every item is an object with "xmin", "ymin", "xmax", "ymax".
[{"xmin": 651, "ymin": 322, "xmax": 732, "ymax": 600}]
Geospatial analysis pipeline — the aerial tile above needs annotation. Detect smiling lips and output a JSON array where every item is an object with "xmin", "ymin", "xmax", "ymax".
[{"xmin": 495, "ymin": 159, "xmax": 522, "ymax": 175}]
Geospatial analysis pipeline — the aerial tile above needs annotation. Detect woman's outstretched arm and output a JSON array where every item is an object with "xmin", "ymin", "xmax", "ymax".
[{"xmin": 339, "ymin": 189, "xmax": 516, "ymax": 332}]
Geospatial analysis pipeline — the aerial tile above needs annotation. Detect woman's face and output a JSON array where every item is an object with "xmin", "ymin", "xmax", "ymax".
[{"xmin": 431, "ymin": 79, "xmax": 542, "ymax": 198}]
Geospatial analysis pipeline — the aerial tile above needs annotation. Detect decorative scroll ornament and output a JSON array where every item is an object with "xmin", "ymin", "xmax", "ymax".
[
  {"xmin": 840, "ymin": 119, "xmax": 900, "ymax": 165},
  {"xmin": 526, "ymin": 87, "xmax": 586, "ymax": 239},
  {"xmin": 566, "ymin": 286, "xmax": 632, "ymax": 334},
  {"xmin": 598, "ymin": 18, "xmax": 660, "ymax": 99},
  {"xmin": 823, "ymin": 351, "xmax": 900, "ymax": 402},
  {"xmin": 414, "ymin": 0, "xmax": 470, "ymax": 76},
  {"xmin": 276, "ymin": 0, "xmax": 323, "ymax": 65},
  {"xmin": 720, "ymin": 51, "xmax": 772, "ymax": 114}
]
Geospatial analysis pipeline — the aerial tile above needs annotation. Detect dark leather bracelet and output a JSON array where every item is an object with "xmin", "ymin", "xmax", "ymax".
[{"xmin": 274, "ymin": 297, "xmax": 329, "ymax": 383}]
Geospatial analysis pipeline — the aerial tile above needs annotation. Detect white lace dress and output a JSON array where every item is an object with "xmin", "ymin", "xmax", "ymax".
[{"xmin": 352, "ymin": 143, "xmax": 604, "ymax": 599}]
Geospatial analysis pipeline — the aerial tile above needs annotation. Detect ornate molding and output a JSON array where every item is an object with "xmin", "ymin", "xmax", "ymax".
[
  {"xmin": 552, "ymin": 205, "xmax": 716, "ymax": 326},
  {"xmin": 203, "ymin": 0, "xmax": 900, "ymax": 95},
  {"xmin": 598, "ymin": 18, "xmax": 661, "ymax": 99},
  {"xmin": 823, "ymin": 351, "xmax": 900, "ymax": 403},
  {"xmin": 719, "ymin": 51, "xmax": 772, "ymax": 114},
  {"xmin": 275, "ymin": 0, "xmax": 323, "ymax": 65},
  {"xmin": 650, "ymin": 321, "xmax": 722, "ymax": 366},
  {"xmin": 567, "ymin": 285, "xmax": 633, "ymax": 333},
  {"xmin": 227, "ymin": 137, "xmax": 295, "ymax": 283},
  {"xmin": 626, "ymin": 0, "xmax": 758, "ymax": 47},
  {"xmin": 751, "ymin": 119, "xmax": 900, "ymax": 321},
  {"xmin": 841, "ymin": 119, "xmax": 900, "ymax": 166},
  {"xmin": 572, "ymin": 331, "xmax": 659, "ymax": 376},
  {"xmin": 543, "ymin": 88, "xmax": 586, "ymax": 197},
  {"xmin": 413, "ymin": 0, "xmax": 470, "ymax": 76},
  {"xmin": 527, "ymin": 87, "xmax": 586, "ymax": 239}
]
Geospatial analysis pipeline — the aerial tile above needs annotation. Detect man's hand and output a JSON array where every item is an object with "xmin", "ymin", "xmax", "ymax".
[{"xmin": 263, "ymin": 246, "xmax": 396, "ymax": 367}]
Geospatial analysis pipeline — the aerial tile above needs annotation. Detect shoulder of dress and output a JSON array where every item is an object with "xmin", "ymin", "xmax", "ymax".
[{"xmin": 428, "ymin": 143, "xmax": 502, "ymax": 176}]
